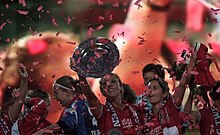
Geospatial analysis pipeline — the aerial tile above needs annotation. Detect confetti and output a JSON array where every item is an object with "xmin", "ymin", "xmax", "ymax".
[
  {"xmin": 113, "ymin": 1, "xmax": 119, "ymax": 7},
  {"xmin": 98, "ymin": 16, "xmax": 104, "ymax": 21},
  {"xmin": 17, "ymin": 10, "xmax": 29, "ymax": 15},
  {"xmin": 208, "ymin": 43, "xmax": 213, "ymax": 49},
  {"xmin": 97, "ymin": 0, "xmax": 104, "ymax": 5},
  {"xmin": 37, "ymin": 5, "xmax": 43, "ymax": 11},
  {"xmin": 66, "ymin": 41, "xmax": 76, "ymax": 45},
  {"xmin": 208, "ymin": 33, "xmax": 212, "ymax": 37},
  {"xmin": 6, "ymin": 4, "xmax": 9, "ymax": 9},
  {"xmin": 95, "ymin": 24, "xmax": 104, "ymax": 31},
  {"xmin": 57, "ymin": 0, "xmax": 63, "ymax": 5},
  {"xmin": 0, "ymin": 23, "xmax": 7, "ymax": 30},
  {"xmin": 51, "ymin": 18, "xmax": 58, "ymax": 27},
  {"xmin": 19, "ymin": 0, "xmax": 26, "ymax": 6}
]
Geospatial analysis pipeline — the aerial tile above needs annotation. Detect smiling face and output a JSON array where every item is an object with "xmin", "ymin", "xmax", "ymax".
[
  {"xmin": 146, "ymin": 80, "xmax": 167, "ymax": 105},
  {"xmin": 99, "ymin": 74, "xmax": 123, "ymax": 99}
]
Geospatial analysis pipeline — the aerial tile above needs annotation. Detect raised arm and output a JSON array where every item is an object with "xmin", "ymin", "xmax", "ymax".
[
  {"xmin": 173, "ymin": 50, "xmax": 197, "ymax": 107},
  {"xmin": 9, "ymin": 64, "xmax": 28, "ymax": 122},
  {"xmin": 70, "ymin": 58, "xmax": 103, "ymax": 119}
]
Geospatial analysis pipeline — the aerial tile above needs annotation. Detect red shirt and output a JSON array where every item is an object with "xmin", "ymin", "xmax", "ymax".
[
  {"xmin": 199, "ymin": 106, "xmax": 220, "ymax": 135},
  {"xmin": 148, "ymin": 98, "xmax": 182, "ymax": 135},
  {"xmin": 0, "ymin": 113, "xmax": 13, "ymax": 135},
  {"xmin": 97, "ymin": 103, "xmax": 141, "ymax": 135}
]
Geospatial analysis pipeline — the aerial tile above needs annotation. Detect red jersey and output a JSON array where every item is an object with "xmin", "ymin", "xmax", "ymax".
[
  {"xmin": 0, "ymin": 113, "xmax": 13, "ymax": 135},
  {"xmin": 199, "ymin": 105, "xmax": 220, "ymax": 135},
  {"xmin": 97, "ymin": 102, "xmax": 142, "ymax": 135},
  {"xmin": 11, "ymin": 98, "xmax": 51, "ymax": 135},
  {"xmin": 148, "ymin": 98, "xmax": 182, "ymax": 135}
]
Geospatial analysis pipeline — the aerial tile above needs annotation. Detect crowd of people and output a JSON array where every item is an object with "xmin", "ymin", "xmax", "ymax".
[{"xmin": 0, "ymin": 0, "xmax": 220, "ymax": 135}]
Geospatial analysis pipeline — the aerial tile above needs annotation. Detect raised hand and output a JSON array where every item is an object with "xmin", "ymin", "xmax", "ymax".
[{"xmin": 17, "ymin": 63, "xmax": 28, "ymax": 79}]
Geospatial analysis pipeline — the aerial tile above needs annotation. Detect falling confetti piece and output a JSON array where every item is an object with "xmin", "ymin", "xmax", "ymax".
[
  {"xmin": 19, "ymin": 0, "xmax": 26, "ymax": 6},
  {"xmin": 95, "ymin": 24, "xmax": 104, "ymax": 31},
  {"xmin": 109, "ymin": 14, "xmax": 113, "ymax": 20},
  {"xmin": 0, "ymin": 22, "xmax": 7, "ymax": 30},
  {"xmin": 17, "ymin": 10, "xmax": 29, "ymax": 15},
  {"xmin": 33, "ymin": 62, "xmax": 40, "ymax": 66},
  {"xmin": 97, "ymin": 0, "xmax": 104, "ymax": 5},
  {"xmin": 0, "ymin": 67, "xmax": 3, "ymax": 71},
  {"xmin": 57, "ymin": 0, "xmax": 63, "ymax": 5},
  {"xmin": 51, "ymin": 18, "xmax": 58, "ymax": 27},
  {"xmin": 37, "ymin": 5, "xmax": 43, "ymax": 11},
  {"xmin": 6, "ymin": 4, "xmax": 9, "ymax": 9},
  {"xmin": 87, "ymin": 27, "xmax": 94, "ymax": 38},
  {"xmin": 56, "ymin": 32, "xmax": 60, "ymax": 36},
  {"xmin": 172, "ymin": 30, "xmax": 181, "ymax": 33},
  {"xmin": 98, "ymin": 16, "xmax": 104, "ymax": 21},
  {"xmin": 112, "ymin": 1, "xmax": 119, "ymax": 7},
  {"xmin": 132, "ymin": 71, "xmax": 139, "ymax": 74}
]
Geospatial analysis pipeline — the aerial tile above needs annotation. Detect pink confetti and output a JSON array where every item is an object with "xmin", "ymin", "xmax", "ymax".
[
  {"xmin": 57, "ymin": 0, "xmax": 63, "ymax": 5},
  {"xmin": 109, "ymin": 14, "xmax": 113, "ymax": 20},
  {"xmin": 97, "ymin": 0, "xmax": 104, "ymax": 5},
  {"xmin": 87, "ymin": 27, "xmax": 94, "ymax": 38},
  {"xmin": 51, "ymin": 18, "xmax": 58, "ymax": 27},
  {"xmin": 95, "ymin": 24, "xmax": 104, "ymax": 31},
  {"xmin": 51, "ymin": 75, "xmax": 56, "ymax": 78},
  {"xmin": 98, "ymin": 16, "xmax": 104, "ymax": 21},
  {"xmin": 37, "ymin": 5, "xmax": 43, "ymax": 11},
  {"xmin": 19, "ymin": 0, "xmax": 26, "ymax": 6},
  {"xmin": 17, "ymin": 10, "xmax": 28, "ymax": 15},
  {"xmin": 6, "ymin": 4, "xmax": 9, "ymax": 9},
  {"xmin": 0, "ymin": 23, "xmax": 7, "ymax": 30},
  {"xmin": 5, "ymin": 38, "xmax": 10, "ymax": 42},
  {"xmin": 94, "ymin": 51, "xmax": 101, "ymax": 58},
  {"xmin": 113, "ymin": 1, "xmax": 119, "ymax": 7},
  {"xmin": 66, "ymin": 16, "xmax": 72, "ymax": 25},
  {"xmin": 33, "ymin": 62, "xmax": 40, "ymax": 66}
]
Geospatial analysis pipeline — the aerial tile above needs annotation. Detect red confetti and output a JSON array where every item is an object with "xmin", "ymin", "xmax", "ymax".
[
  {"xmin": 208, "ymin": 33, "xmax": 212, "ymax": 37},
  {"xmin": 51, "ymin": 75, "xmax": 56, "ymax": 78},
  {"xmin": 0, "ymin": 23, "xmax": 7, "ymax": 30},
  {"xmin": 56, "ymin": 32, "xmax": 60, "ymax": 36},
  {"xmin": 208, "ymin": 43, "xmax": 213, "ymax": 49},
  {"xmin": 0, "ymin": 67, "xmax": 3, "ymax": 71},
  {"xmin": 66, "ymin": 41, "xmax": 76, "ymax": 45},
  {"xmin": 172, "ymin": 30, "xmax": 181, "ymax": 33},
  {"xmin": 195, "ymin": 94, "xmax": 206, "ymax": 105},
  {"xmin": 17, "ymin": 10, "xmax": 28, "ymax": 15}
]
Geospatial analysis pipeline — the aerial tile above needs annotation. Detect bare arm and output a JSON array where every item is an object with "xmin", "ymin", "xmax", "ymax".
[
  {"xmin": 173, "ymin": 51, "xmax": 197, "ymax": 107},
  {"xmin": 9, "ymin": 64, "xmax": 28, "ymax": 123},
  {"xmin": 184, "ymin": 90, "xmax": 200, "ymax": 123}
]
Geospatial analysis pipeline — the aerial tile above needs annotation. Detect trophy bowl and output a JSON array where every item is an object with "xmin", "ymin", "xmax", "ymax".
[{"xmin": 72, "ymin": 37, "xmax": 120, "ymax": 78}]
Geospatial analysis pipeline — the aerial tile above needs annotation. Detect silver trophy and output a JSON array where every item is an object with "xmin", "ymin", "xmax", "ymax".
[{"xmin": 72, "ymin": 37, "xmax": 120, "ymax": 78}]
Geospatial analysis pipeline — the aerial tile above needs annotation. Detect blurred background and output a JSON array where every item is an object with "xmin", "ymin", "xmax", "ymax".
[{"xmin": 0, "ymin": 0, "xmax": 219, "ymax": 134}]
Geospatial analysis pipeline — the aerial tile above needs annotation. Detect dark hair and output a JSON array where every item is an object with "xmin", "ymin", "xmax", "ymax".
[
  {"xmin": 123, "ymin": 83, "xmax": 137, "ymax": 104},
  {"xmin": 99, "ymin": 73, "xmax": 122, "ymax": 95},
  {"xmin": 27, "ymin": 89, "xmax": 51, "ymax": 105},
  {"xmin": 1, "ymin": 86, "xmax": 16, "ymax": 114},
  {"xmin": 142, "ymin": 63, "xmax": 165, "ymax": 79},
  {"xmin": 147, "ymin": 77, "xmax": 169, "ymax": 93},
  {"xmin": 54, "ymin": 76, "xmax": 82, "ymax": 94},
  {"xmin": 209, "ymin": 81, "xmax": 220, "ymax": 101}
]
